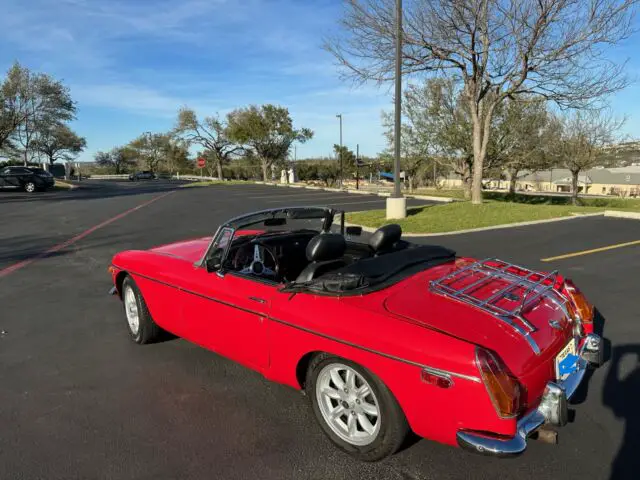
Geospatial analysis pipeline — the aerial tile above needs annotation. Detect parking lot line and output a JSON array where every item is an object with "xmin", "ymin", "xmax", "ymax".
[
  {"xmin": 0, "ymin": 190, "xmax": 175, "ymax": 279},
  {"xmin": 541, "ymin": 239, "xmax": 640, "ymax": 262}
]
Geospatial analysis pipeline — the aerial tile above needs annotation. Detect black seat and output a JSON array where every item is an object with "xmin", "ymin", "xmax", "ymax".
[
  {"xmin": 295, "ymin": 233, "xmax": 347, "ymax": 283},
  {"xmin": 369, "ymin": 224, "xmax": 403, "ymax": 255}
]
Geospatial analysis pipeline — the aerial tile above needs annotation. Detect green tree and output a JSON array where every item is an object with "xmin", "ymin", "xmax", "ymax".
[
  {"xmin": 174, "ymin": 107, "xmax": 241, "ymax": 180},
  {"xmin": 94, "ymin": 147, "xmax": 137, "ymax": 174},
  {"xmin": 0, "ymin": 64, "xmax": 30, "ymax": 151},
  {"xmin": 490, "ymin": 98, "xmax": 556, "ymax": 194},
  {"xmin": 227, "ymin": 104, "xmax": 313, "ymax": 182},
  {"xmin": 161, "ymin": 137, "xmax": 190, "ymax": 175},
  {"xmin": 35, "ymin": 123, "xmax": 86, "ymax": 164},
  {"xmin": 327, "ymin": 0, "xmax": 636, "ymax": 204},
  {"xmin": 3, "ymin": 63, "xmax": 76, "ymax": 165},
  {"xmin": 333, "ymin": 144, "xmax": 356, "ymax": 182},
  {"xmin": 128, "ymin": 133, "xmax": 170, "ymax": 172}
]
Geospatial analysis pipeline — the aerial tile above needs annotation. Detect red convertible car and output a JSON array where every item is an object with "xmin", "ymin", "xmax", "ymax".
[{"xmin": 109, "ymin": 206, "xmax": 602, "ymax": 461}]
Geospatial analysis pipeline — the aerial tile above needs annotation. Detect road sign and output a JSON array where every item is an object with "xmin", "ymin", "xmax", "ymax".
[{"xmin": 197, "ymin": 157, "xmax": 205, "ymax": 168}]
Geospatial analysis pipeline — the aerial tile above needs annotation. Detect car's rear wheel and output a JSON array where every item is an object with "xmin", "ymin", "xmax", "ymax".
[
  {"xmin": 24, "ymin": 181, "xmax": 36, "ymax": 193},
  {"xmin": 122, "ymin": 276, "xmax": 163, "ymax": 344},
  {"xmin": 307, "ymin": 354, "xmax": 409, "ymax": 461}
]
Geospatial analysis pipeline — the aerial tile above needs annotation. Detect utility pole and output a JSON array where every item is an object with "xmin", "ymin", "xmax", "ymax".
[
  {"xmin": 386, "ymin": 0, "xmax": 406, "ymax": 219},
  {"xmin": 356, "ymin": 144, "xmax": 360, "ymax": 190},
  {"xmin": 336, "ymin": 114, "xmax": 343, "ymax": 189}
]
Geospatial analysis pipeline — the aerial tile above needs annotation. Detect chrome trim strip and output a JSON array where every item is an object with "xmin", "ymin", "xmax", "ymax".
[
  {"xmin": 268, "ymin": 316, "xmax": 481, "ymax": 383},
  {"xmin": 112, "ymin": 266, "xmax": 481, "ymax": 383}
]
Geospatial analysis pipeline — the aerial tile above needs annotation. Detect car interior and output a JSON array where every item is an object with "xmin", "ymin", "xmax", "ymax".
[{"xmin": 222, "ymin": 223, "xmax": 430, "ymax": 285}]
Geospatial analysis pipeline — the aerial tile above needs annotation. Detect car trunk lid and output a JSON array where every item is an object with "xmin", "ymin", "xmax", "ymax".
[{"xmin": 383, "ymin": 259, "xmax": 574, "ymax": 378}]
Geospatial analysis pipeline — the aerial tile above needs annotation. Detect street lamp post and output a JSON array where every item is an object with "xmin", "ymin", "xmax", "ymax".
[
  {"xmin": 336, "ymin": 114, "xmax": 343, "ymax": 189},
  {"xmin": 386, "ymin": 0, "xmax": 407, "ymax": 219}
]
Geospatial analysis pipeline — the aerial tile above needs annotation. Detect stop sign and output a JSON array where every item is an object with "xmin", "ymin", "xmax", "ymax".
[{"xmin": 197, "ymin": 157, "xmax": 205, "ymax": 168}]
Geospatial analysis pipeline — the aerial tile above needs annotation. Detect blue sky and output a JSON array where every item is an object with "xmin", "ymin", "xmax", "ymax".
[{"xmin": 1, "ymin": 0, "xmax": 639, "ymax": 162}]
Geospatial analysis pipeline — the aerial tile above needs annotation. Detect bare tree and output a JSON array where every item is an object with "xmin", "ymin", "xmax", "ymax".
[
  {"xmin": 554, "ymin": 109, "xmax": 624, "ymax": 204},
  {"xmin": 174, "ymin": 107, "xmax": 241, "ymax": 180},
  {"xmin": 326, "ymin": 0, "xmax": 637, "ymax": 203}
]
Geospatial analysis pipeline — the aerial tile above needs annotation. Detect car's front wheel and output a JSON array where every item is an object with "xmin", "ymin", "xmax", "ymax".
[
  {"xmin": 307, "ymin": 354, "xmax": 409, "ymax": 461},
  {"xmin": 121, "ymin": 276, "xmax": 163, "ymax": 344},
  {"xmin": 24, "ymin": 181, "xmax": 36, "ymax": 193}
]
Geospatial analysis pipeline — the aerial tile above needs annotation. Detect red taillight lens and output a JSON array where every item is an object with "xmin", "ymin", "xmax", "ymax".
[
  {"xmin": 564, "ymin": 279, "xmax": 594, "ymax": 324},
  {"xmin": 476, "ymin": 348, "xmax": 523, "ymax": 418}
]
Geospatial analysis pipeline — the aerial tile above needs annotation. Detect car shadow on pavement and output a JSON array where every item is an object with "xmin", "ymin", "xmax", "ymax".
[
  {"xmin": 571, "ymin": 309, "xmax": 609, "ymax": 406},
  {"xmin": 603, "ymin": 343, "xmax": 640, "ymax": 480}
]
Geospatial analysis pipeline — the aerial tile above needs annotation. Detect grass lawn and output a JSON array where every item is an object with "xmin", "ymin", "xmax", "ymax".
[
  {"xmin": 347, "ymin": 201, "xmax": 608, "ymax": 234},
  {"xmin": 181, "ymin": 180, "xmax": 253, "ymax": 188}
]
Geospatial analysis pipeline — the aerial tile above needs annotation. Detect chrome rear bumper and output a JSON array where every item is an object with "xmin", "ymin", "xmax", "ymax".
[{"xmin": 457, "ymin": 333, "xmax": 602, "ymax": 457}]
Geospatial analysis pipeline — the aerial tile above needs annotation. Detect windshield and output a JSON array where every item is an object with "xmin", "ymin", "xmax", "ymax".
[{"xmin": 224, "ymin": 207, "xmax": 342, "ymax": 233}]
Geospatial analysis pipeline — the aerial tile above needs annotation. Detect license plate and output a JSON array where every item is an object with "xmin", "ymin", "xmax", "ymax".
[{"xmin": 555, "ymin": 339, "xmax": 578, "ymax": 381}]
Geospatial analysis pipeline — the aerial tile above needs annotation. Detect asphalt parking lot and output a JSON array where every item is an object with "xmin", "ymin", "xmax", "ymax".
[{"xmin": 1, "ymin": 180, "xmax": 638, "ymax": 480}]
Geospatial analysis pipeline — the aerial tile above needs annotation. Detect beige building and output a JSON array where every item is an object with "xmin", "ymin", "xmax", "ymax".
[{"xmin": 517, "ymin": 167, "xmax": 640, "ymax": 197}]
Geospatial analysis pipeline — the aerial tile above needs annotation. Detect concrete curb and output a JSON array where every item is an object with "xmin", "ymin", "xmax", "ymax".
[
  {"xmin": 604, "ymin": 210, "xmax": 640, "ymax": 219},
  {"xmin": 346, "ymin": 212, "xmax": 605, "ymax": 237},
  {"xmin": 251, "ymin": 181, "xmax": 454, "ymax": 203}
]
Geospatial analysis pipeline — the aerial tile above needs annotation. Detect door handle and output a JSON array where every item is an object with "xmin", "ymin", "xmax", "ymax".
[{"xmin": 248, "ymin": 296, "xmax": 267, "ymax": 304}]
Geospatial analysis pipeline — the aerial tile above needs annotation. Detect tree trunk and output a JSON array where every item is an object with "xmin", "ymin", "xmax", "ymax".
[
  {"xmin": 261, "ymin": 160, "xmax": 269, "ymax": 182},
  {"xmin": 508, "ymin": 168, "xmax": 519, "ymax": 195},
  {"xmin": 571, "ymin": 170, "xmax": 580, "ymax": 206},
  {"xmin": 469, "ymin": 97, "xmax": 496, "ymax": 205},
  {"xmin": 216, "ymin": 161, "xmax": 223, "ymax": 181}
]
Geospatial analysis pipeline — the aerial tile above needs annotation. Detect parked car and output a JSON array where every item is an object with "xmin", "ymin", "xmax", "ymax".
[
  {"xmin": 108, "ymin": 207, "xmax": 602, "ymax": 461},
  {"xmin": 129, "ymin": 171, "xmax": 155, "ymax": 181},
  {"xmin": 0, "ymin": 166, "xmax": 55, "ymax": 192}
]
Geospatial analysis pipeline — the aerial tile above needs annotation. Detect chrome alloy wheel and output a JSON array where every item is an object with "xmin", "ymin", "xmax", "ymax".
[
  {"xmin": 124, "ymin": 285, "xmax": 140, "ymax": 335},
  {"xmin": 24, "ymin": 182, "xmax": 36, "ymax": 193},
  {"xmin": 316, "ymin": 363, "xmax": 381, "ymax": 446}
]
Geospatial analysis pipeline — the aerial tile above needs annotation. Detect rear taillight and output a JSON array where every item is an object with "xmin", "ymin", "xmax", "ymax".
[
  {"xmin": 476, "ymin": 347, "xmax": 523, "ymax": 419},
  {"xmin": 564, "ymin": 279, "xmax": 594, "ymax": 325}
]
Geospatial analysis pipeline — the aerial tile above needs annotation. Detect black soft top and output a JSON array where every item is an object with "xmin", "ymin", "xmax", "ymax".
[{"xmin": 284, "ymin": 244, "xmax": 456, "ymax": 296}]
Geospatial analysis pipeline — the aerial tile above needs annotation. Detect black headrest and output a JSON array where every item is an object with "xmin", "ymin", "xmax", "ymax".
[
  {"xmin": 306, "ymin": 233, "xmax": 346, "ymax": 262},
  {"xmin": 369, "ymin": 224, "xmax": 402, "ymax": 252}
]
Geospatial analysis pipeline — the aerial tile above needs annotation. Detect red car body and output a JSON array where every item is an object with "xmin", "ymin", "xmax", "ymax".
[{"xmin": 109, "ymin": 207, "xmax": 602, "ymax": 457}]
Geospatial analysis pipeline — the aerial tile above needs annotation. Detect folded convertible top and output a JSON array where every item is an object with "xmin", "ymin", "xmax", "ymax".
[{"xmin": 302, "ymin": 244, "xmax": 456, "ymax": 295}]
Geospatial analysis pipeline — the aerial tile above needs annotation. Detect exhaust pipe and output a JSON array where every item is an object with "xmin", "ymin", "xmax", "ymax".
[{"xmin": 533, "ymin": 427, "xmax": 558, "ymax": 445}]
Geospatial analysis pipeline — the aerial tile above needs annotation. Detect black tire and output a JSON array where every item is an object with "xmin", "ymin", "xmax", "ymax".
[
  {"xmin": 121, "ymin": 276, "xmax": 163, "ymax": 344},
  {"xmin": 306, "ymin": 354, "xmax": 409, "ymax": 461},
  {"xmin": 23, "ymin": 181, "xmax": 36, "ymax": 193}
]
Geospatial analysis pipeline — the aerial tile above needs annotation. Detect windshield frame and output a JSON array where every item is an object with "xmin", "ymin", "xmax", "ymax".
[{"xmin": 196, "ymin": 206, "xmax": 345, "ymax": 269}]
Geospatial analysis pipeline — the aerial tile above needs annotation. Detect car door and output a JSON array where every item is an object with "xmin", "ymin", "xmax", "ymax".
[
  {"xmin": 0, "ymin": 168, "xmax": 21, "ymax": 188},
  {"xmin": 180, "ymin": 269, "xmax": 274, "ymax": 371},
  {"xmin": 0, "ymin": 168, "xmax": 7, "ymax": 188},
  {"xmin": 178, "ymin": 228, "xmax": 272, "ymax": 371}
]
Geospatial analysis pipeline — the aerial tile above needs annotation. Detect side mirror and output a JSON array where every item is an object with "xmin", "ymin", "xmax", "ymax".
[
  {"xmin": 345, "ymin": 226, "xmax": 363, "ymax": 236},
  {"xmin": 205, "ymin": 249, "xmax": 224, "ymax": 273}
]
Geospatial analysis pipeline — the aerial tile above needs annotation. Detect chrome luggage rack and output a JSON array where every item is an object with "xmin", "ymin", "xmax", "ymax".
[{"xmin": 430, "ymin": 258, "xmax": 562, "ymax": 355}]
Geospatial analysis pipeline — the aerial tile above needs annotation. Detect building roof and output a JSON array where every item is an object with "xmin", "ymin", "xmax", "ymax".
[{"xmin": 520, "ymin": 166, "xmax": 640, "ymax": 186}]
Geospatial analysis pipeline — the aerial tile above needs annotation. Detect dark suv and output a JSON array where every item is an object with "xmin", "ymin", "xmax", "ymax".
[
  {"xmin": 0, "ymin": 166, "xmax": 55, "ymax": 192},
  {"xmin": 129, "ymin": 171, "xmax": 155, "ymax": 181}
]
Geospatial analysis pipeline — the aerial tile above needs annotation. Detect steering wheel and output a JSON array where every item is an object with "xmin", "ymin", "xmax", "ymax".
[{"xmin": 239, "ymin": 242, "xmax": 279, "ymax": 279}]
